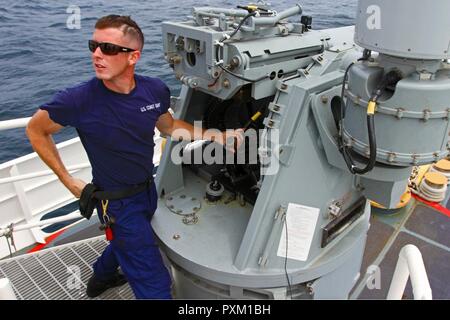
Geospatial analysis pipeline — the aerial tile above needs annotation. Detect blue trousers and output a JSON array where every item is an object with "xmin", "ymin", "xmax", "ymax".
[{"xmin": 93, "ymin": 185, "xmax": 172, "ymax": 299}]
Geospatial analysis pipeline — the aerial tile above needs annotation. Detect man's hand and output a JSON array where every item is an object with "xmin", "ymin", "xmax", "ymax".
[
  {"xmin": 203, "ymin": 128, "xmax": 245, "ymax": 153},
  {"xmin": 63, "ymin": 176, "xmax": 87, "ymax": 199},
  {"xmin": 221, "ymin": 128, "xmax": 245, "ymax": 153},
  {"xmin": 156, "ymin": 112, "xmax": 245, "ymax": 152}
]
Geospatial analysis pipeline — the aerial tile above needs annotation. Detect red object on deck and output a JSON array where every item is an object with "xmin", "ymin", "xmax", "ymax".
[
  {"xmin": 27, "ymin": 229, "xmax": 66, "ymax": 253},
  {"xmin": 412, "ymin": 193, "xmax": 450, "ymax": 218}
]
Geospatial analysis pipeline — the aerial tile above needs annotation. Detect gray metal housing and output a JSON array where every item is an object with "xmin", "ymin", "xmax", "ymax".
[
  {"xmin": 355, "ymin": 0, "xmax": 450, "ymax": 60},
  {"xmin": 153, "ymin": 2, "xmax": 448, "ymax": 299},
  {"xmin": 344, "ymin": 59, "xmax": 450, "ymax": 166},
  {"xmin": 155, "ymin": 18, "xmax": 371, "ymax": 298}
]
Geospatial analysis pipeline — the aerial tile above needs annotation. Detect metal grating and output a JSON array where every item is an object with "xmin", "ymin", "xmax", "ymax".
[{"xmin": 0, "ymin": 236, "xmax": 135, "ymax": 300}]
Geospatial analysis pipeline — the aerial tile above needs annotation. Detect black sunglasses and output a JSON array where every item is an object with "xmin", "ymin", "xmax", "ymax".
[{"xmin": 88, "ymin": 40, "xmax": 136, "ymax": 55}]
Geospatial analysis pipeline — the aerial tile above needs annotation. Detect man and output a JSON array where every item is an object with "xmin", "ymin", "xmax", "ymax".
[{"xmin": 26, "ymin": 15, "xmax": 243, "ymax": 299}]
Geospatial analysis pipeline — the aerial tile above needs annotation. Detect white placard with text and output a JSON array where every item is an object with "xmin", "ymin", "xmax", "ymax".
[{"xmin": 277, "ymin": 203, "xmax": 320, "ymax": 262}]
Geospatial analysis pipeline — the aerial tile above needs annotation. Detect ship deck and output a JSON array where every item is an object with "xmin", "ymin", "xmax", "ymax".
[
  {"xmin": 350, "ymin": 195, "xmax": 450, "ymax": 299},
  {"xmin": 1, "ymin": 194, "xmax": 449, "ymax": 300}
]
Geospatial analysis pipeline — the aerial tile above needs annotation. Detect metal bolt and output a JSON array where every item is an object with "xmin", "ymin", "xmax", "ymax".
[
  {"xmin": 388, "ymin": 153, "xmax": 396, "ymax": 163},
  {"xmin": 306, "ymin": 282, "xmax": 314, "ymax": 295},
  {"xmin": 395, "ymin": 108, "xmax": 404, "ymax": 119},
  {"xmin": 173, "ymin": 234, "xmax": 180, "ymax": 240},
  {"xmin": 180, "ymin": 194, "xmax": 186, "ymax": 199},
  {"xmin": 223, "ymin": 79, "xmax": 230, "ymax": 88},
  {"xmin": 169, "ymin": 55, "xmax": 182, "ymax": 64},
  {"xmin": 321, "ymin": 95, "xmax": 328, "ymax": 104},
  {"xmin": 423, "ymin": 109, "xmax": 431, "ymax": 121},
  {"xmin": 328, "ymin": 201, "xmax": 341, "ymax": 218},
  {"xmin": 230, "ymin": 56, "xmax": 240, "ymax": 69},
  {"xmin": 281, "ymin": 83, "xmax": 288, "ymax": 90}
]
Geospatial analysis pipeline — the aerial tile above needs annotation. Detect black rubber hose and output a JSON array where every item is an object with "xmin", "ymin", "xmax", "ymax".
[
  {"xmin": 341, "ymin": 114, "xmax": 377, "ymax": 174},
  {"xmin": 338, "ymin": 61, "xmax": 377, "ymax": 175},
  {"xmin": 338, "ymin": 65, "xmax": 402, "ymax": 175}
]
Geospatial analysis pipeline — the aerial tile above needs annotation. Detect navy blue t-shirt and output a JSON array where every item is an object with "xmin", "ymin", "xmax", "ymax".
[{"xmin": 40, "ymin": 75, "xmax": 170, "ymax": 190}]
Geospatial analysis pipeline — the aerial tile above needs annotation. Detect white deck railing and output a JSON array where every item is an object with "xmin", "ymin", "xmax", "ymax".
[
  {"xmin": 0, "ymin": 117, "xmax": 31, "ymax": 131},
  {"xmin": 0, "ymin": 210, "xmax": 83, "ymax": 237},
  {"xmin": 0, "ymin": 117, "xmax": 91, "ymax": 258},
  {"xmin": 0, "ymin": 163, "xmax": 91, "ymax": 185},
  {"xmin": 387, "ymin": 244, "xmax": 432, "ymax": 300}
]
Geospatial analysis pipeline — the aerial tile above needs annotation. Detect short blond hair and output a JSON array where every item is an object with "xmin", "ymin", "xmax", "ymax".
[{"xmin": 95, "ymin": 15, "xmax": 144, "ymax": 50}]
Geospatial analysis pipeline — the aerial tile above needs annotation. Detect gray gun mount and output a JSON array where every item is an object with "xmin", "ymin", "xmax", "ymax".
[
  {"xmin": 153, "ymin": 1, "xmax": 449, "ymax": 299},
  {"xmin": 163, "ymin": 4, "xmax": 334, "ymax": 100}
]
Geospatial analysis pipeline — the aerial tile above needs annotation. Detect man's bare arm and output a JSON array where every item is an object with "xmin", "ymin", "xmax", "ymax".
[
  {"xmin": 26, "ymin": 109, "xmax": 86, "ymax": 198},
  {"xmin": 156, "ymin": 112, "xmax": 244, "ymax": 148}
]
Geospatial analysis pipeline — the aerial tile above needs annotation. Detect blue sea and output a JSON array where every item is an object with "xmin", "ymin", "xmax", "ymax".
[{"xmin": 0, "ymin": 0, "xmax": 356, "ymax": 163}]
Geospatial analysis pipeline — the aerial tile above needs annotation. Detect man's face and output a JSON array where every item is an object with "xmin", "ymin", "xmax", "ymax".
[{"xmin": 91, "ymin": 28, "xmax": 140, "ymax": 81}]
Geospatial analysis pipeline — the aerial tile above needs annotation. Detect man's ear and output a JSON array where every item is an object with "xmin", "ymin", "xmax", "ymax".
[{"xmin": 128, "ymin": 50, "xmax": 141, "ymax": 66}]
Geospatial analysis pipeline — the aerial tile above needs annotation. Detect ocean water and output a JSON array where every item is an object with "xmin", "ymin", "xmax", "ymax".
[{"xmin": 0, "ymin": 0, "xmax": 356, "ymax": 163}]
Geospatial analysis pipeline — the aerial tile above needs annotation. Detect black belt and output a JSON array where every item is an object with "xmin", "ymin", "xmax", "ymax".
[{"xmin": 79, "ymin": 177, "xmax": 153, "ymax": 220}]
